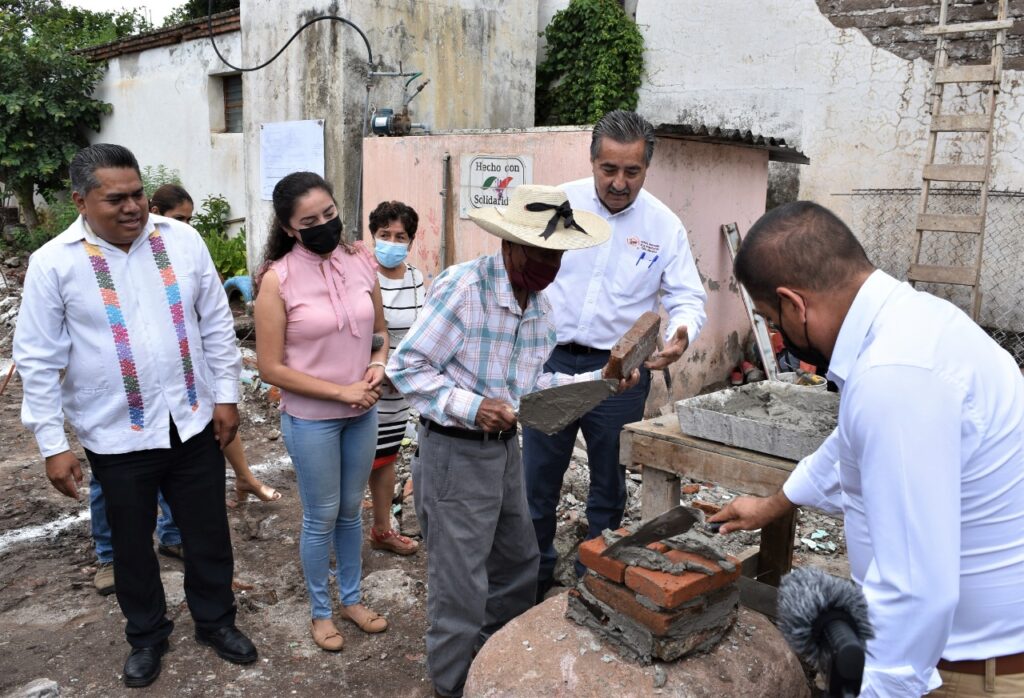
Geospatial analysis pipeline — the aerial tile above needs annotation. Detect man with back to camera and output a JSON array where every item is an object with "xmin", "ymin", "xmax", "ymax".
[
  {"xmin": 709, "ymin": 201, "xmax": 1024, "ymax": 696},
  {"xmin": 523, "ymin": 110, "xmax": 708, "ymax": 599}
]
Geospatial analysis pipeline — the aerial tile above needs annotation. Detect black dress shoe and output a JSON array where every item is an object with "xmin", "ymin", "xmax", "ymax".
[
  {"xmin": 123, "ymin": 638, "xmax": 168, "ymax": 688},
  {"xmin": 195, "ymin": 625, "xmax": 258, "ymax": 664}
]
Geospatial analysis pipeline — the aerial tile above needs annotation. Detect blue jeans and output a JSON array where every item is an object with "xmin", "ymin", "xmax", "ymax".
[
  {"xmin": 281, "ymin": 409, "xmax": 378, "ymax": 618},
  {"xmin": 522, "ymin": 345, "xmax": 651, "ymax": 583},
  {"xmin": 90, "ymin": 478, "xmax": 180, "ymax": 563}
]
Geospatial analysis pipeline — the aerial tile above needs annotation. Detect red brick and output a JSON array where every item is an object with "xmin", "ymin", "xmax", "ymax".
[
  {"xmin": 606, "ymin": 312, "xmax": 661, "ymax": 380},
  {"xmin": 578, "ymin": 531, "xmax": 670, "ymax": 584},
  {"xmin": 578, "ymin": 533, "xmax": 628, "ymax": 583},
  {"xmin": 682, "ymin": 484, "xmax": 701, "ymax": 495},
  {"xmin": 583, "ymin": 575, "xmax": 703, "ymax": 636},
  {"xmin": 690, "ymin": 500, "xmax": 721, "ymax": 516},
  {"xmin": 266, "ymin": 385, "xmax": 281, "ymax": 404},
  {"xmin": 624, "ymin": 551, "xmax": 740, "ymax": 609},
  {"xmin": 402, "ymin": 478, "xmax": 414, "ymax": 501}
]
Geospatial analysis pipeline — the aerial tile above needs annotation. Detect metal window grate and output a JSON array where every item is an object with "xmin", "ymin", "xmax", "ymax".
[{"xmin": 224, "ymin": 74, "xmax": 243, "ymax": 133}]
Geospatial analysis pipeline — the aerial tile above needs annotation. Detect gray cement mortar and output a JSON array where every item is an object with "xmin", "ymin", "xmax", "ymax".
[
  {"xmin": 518, "ymin": 379, "xmax": 618, "ymax": 436},
  {"xmin": 676, "ymin": 381, "xmax": 839, "ymax": 460}
]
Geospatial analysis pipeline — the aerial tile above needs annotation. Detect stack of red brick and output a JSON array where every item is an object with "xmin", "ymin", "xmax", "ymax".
[{"xmin": 566, "ymin": 529, "xmax": 741, "ymax": 663}]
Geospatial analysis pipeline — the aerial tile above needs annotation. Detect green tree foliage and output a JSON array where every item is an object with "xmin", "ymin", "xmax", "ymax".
[
  {"xmin": 535, "ymin": 0, "xmax": 644, "ymax": 126},
  {"xmin": 0, "ymin": 0, "xmax": 149, "ymax": 229},
  {"xmin": 163, "ymin": 0, "xmax": 239, "ymax": 28}
]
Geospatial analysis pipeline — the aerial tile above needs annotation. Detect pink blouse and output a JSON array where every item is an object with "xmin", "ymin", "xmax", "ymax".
[{"xmin": 271, "ymin": 241, "xmax": 378, "ymax": 419}]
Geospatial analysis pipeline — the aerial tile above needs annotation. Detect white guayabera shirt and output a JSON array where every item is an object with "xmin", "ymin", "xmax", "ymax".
[
  {"xmin": 14, "ymin": 214, "xmax": 240, "ymax": 457},
  {"xmin": 784, "ymin": 270, "xmax": 1024, "ymax": 697}
]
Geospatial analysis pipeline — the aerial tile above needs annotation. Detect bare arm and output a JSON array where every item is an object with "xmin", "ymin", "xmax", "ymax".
[{"xmin": 363, "ymin": 280, "xmax": 389, "ymax": 388}]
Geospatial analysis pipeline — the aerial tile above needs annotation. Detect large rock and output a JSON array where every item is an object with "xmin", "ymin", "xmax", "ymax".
[{"xmin": 465, "ymin": 593, "xmax": 810, "ymax": 698}]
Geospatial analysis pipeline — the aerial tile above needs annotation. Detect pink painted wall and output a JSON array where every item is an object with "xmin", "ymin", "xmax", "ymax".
[{"xmin": 362, "ymin": 129, "xmax": 769, "ymax": 411}]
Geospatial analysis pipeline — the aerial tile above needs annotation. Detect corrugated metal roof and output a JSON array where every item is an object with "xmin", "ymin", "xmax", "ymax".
[{"xmin": 653, "ymin": 122, "xmax": 809, "ymax": 164}]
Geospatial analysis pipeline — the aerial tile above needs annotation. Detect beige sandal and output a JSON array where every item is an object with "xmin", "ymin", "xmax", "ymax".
[
  {"xmin": 341, "ymin": 604, "xmax": 388, "ymax": 634},
  {"xmin": 311, "ymin": 619, "xmax": 344, "ymax": 651}
]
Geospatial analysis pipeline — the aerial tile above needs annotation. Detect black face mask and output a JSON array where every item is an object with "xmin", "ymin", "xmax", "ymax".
[
  {"xmin": 298, "ymin": 216, "xmax": 342, "ymax": 254},
  {"xmin": 778, "ymin": 297, "xmax": 829, "ymax": 369}
]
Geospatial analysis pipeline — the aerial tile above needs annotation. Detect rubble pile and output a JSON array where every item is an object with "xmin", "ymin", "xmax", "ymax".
[{"xmin": 566, "ymin": 528, "xmax": 740, "ymax": 664}]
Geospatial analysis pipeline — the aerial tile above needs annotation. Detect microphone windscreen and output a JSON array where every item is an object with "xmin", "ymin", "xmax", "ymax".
[{"xmin": 777, "ymin": 567, "xmax": 874, "ymax": 672}]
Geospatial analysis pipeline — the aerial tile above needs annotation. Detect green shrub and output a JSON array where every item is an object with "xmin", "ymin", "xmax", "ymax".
[
  {"xmin": 535, "ymin": 0, "xmax": 644, "ymax": 126},
  {"xmin": 141, "ymin": 165, "xmax": 182, "ymax": 197},
  {"xmin": 192, "ymin": 194, "xmax": 247, "ymax": 279}
]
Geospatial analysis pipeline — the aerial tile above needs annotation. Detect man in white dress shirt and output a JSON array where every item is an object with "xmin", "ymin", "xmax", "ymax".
[
  {"xmin": 523, "ymin": 110, "xmax": 707, "ymax": 598},
  {"xmin": 14, "ymin": 144, "xmax": 257, "ymax": 688},
  {"xmin": 710, "ymin": 201, "xmax": 1024, "ymax": 697}
]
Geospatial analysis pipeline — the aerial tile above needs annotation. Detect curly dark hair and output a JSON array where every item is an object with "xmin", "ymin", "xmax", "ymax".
[
  {"xmin": 368, "ymin": 200, "xmax": 419, "ymax": 239},
  {"xmin": 256, "ymin": 172, "xmax": 351, "ymax": 290}
]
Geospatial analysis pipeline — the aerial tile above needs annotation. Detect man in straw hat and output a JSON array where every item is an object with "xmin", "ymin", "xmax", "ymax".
[
  {"xmin": 388, "ymin": 184, "xmax": 637, "ymax": 697},
  {"xmin": 524, "ymin": 110, "xmax": 708, "ymax": 600}
]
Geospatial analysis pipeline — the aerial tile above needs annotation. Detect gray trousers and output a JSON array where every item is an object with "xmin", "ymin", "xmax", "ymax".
[{"xmin": 412, "ymin": 426, "xmax": 540, "ymax": 697}]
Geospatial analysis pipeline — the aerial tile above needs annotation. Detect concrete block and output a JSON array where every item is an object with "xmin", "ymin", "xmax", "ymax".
[
  {"xmin": 676, "ymin": 381, "xmax": 839, "ymax": 461},
  {"xmin": 607, "ymin": 311, "xmax": 661, "ymax": 380}
]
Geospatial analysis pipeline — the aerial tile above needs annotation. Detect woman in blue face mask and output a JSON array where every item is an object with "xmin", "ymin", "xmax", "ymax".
[{"xmin": 365, "ymin": 201, "xmax": 423, "ymax": 556}]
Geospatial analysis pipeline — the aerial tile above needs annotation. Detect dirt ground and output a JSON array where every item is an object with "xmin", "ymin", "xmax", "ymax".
[{"xmin": 0, "ymin": 362, "xmax": 436, "ymax": 698}]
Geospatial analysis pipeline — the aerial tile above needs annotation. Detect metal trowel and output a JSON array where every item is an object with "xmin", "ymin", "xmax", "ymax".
[
  {"xmin": 601, "ymin": 505, "xmax": 703, "ymax": 558},
  {"xmin": 516, "ymin": 379, "xmax": 619, "ymax": 436}
]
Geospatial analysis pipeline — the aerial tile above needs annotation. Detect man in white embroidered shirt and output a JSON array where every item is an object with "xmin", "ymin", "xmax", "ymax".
[
  {"xmin": 709, "ymin": 201, "xmax": 1024, "ymax": 696},
  {"xmin": 13, "ymin": 144, "xmax": 257, "ymax": 688},
  {"xmin": 523, "ymin": 110, "xmax": 708, "ymax": 599}
]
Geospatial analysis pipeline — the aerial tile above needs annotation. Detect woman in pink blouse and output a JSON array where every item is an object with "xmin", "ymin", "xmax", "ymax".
[{"xmin": 254, "ymin": 172, "xmax": 389, "ymax": 652}]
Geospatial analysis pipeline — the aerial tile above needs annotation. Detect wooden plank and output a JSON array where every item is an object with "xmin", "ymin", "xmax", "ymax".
[
  {"xmin": 625, "ymin": 432, "xmax": 793, "ymax": 497},
  {"xmin": 922, "ymin": 164, "xmax": 988, "ymax": 182},
  {"xmin": 916, "ymin": 213, "xmax": 984, "ymax": 233},
  {"xmin": 738, "ymin": 576, "xmax": 779, "ymax": 618},
  {"xmin": 624, "ymin": 418, "xmax": 797, "ymax": 470},
  {"xmin": 756, "ymin": 509, "xmax": 797, "ymax": 587},
  {"xmin": 923, "ymin": 19, "xmax": 1013, "ymax": 36},
  {"xmin": 908, "ymin": 264, "xmax": 978, "ymax": 286},
  {"xmin": 930, "ymin": 114, "xmax": 991, "ymax": 132},
  {"xmin": 935, "ymin": 64, "xmax": 996, "ymax": 84},
  {"xmin": 640, "ymin": 468, "xmax": 681, "ymax": 520}
]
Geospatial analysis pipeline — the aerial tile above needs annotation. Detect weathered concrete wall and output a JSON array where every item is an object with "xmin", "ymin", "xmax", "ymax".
[
  {"xmin": 362, "ymin": 129, "xmax": 769, "ymax": 407},
  {"xmin": 242, "ymin": 0, "xmax": 538, "ymax": 270},
  {"xmin": 90, "ymin": 31, "xmax": 245, "ymax": 232},
  {"xmin": 635, "ymin": 0, "xmax": 1024, "ymax": 225}
]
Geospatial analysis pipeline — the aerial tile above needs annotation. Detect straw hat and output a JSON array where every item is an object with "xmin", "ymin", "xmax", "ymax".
[{"xmin": 468, "ymin": 185, "xmax": 611, "ymax": 251}]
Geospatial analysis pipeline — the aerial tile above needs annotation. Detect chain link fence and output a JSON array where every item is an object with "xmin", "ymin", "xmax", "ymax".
[{"xmin": 845, "ymin": 188, "xmax": 1024, "ymax": 367}]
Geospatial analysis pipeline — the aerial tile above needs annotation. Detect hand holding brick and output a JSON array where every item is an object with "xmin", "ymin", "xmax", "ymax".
[{"xmin": 605, "ymin": 311, "xmax": 661, "ymax": 380}]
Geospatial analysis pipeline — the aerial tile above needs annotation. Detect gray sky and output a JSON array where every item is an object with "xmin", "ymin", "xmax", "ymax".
[{"xmin": 64, "ymin": 0, "xmax": 182, "ymax": 27}]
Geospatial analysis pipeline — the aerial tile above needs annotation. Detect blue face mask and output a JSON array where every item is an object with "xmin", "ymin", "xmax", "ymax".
[{"xmin": 374, "ymin": 239, "xmax": 409, "ymax": 269}]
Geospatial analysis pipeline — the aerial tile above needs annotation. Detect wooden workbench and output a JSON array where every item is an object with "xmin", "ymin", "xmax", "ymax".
[{"xmin": 620, "ymin": 416, "xmax": 799, "ymax": 592}]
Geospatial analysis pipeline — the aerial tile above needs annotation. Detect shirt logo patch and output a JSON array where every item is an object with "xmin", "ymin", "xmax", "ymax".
[{"xmin": 626, "ymin": 236, "xmax": 660, "ymax": 254}]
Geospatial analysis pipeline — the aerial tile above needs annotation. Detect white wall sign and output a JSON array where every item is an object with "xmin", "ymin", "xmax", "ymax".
[
  {"xmin": 259, "ymin": 119, "xmax": 325, "ymax": 201},
  {"xmin": 459, "ymin": 154, "xmax": 534, "ymax": 219}
]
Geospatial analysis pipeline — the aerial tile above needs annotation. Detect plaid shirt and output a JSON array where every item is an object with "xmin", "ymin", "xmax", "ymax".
[{"xmin": 388, "ymin": 252, "xmax": 601, "ymax": 429}]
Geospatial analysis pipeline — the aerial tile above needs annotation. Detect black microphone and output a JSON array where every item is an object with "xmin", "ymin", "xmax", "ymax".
[{"xmin": 777, "ymin": 567, "xmax": 874, "ymax": 698}]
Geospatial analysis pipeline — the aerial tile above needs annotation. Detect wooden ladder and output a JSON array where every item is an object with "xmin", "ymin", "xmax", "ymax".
[{"xmin": 908, "ymin": 0, "xmax": 1010, "ymax": 320}]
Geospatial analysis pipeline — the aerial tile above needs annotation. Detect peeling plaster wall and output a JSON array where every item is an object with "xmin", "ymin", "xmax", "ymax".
[
  {"xmin": 242, "ymin": 0, "xmax": 538, "ymax": 269},
  {"xmin": 635, "ymin": 0, "xmax": 1024, "ymax": 226},
  {"xmin": 90, "ymin": 31, "xmax": 245, "ymax": 232},
  {"xmin": 362, "ymin": 129, "xmax": 769, "ymax": 408}
]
